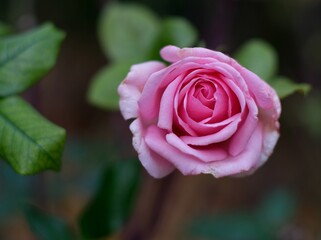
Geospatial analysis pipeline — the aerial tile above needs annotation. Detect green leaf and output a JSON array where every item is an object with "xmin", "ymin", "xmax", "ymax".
[
  {"xmin": 255, "ymin": 189, "xmax": 297, "ymax": 233},
  {"xmin": 87, "ymin": 62, "xmax": 132, "ymax": 110},
  {"xmin": 187, "ymin": 213, "xmax": 271, "ymax": 240},
  {"xmin": 98, "ymin": 3, "xmax": 160, "ymax": 62},
  {"xmin": 0, "ymin": 22, "xmax": 13, "ymax": 36},
  {"xmin": 269, "ymin": 76, "xmax": 311, "ymax": 99},
  {"xmin": 25, "ymin": 205, "xmax": 75, "ymax": 240},
  {"xmin": 0, "ymin": 23, "xmax": 65, "ymax": 96},
  {"xmin": 234, "ymin": 39, "xmax": 278, "ymax": 81},
  {"xmin": 79, "ymin": 159, "xmax": 141, "ymax": 239},
  {"xmin": 0, "ymin": 96, "xmax": 66, "ymax": 175},
  {"xmin": 160, "ymin": 17, "xmax": 197, "ymax": 47}
]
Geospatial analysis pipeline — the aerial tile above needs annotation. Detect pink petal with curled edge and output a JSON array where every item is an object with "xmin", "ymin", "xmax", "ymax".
[
  {"xmin": 118, "ymin": 84, "xmax": 142, "ymax": 120},
  {"xmin": 259, "ymin": 127, "xmax": 279, "ymax": 167},
  {"xmin": 160, "ymin": 45, "xmax": 232, "ymax": 64},
  {"xmin": 166, "ymin": 133, "xmax": 227, "ymax": 162},
  {"xmin": 145, "ymin": 125, "xmax": 208, "ymax": 175},
  {"xmin": 125, "ymin": 61, "xmax": 166, "ymax": 91},
  {"xmin": 158, "ymin": 75, "xmax": 183, "ymax": 131},
  {"xmin": 235, "ymin": 64, "xmax": 281, "ymax": 119},
  {"xmin": 180, "ymin": 115, "xmax": 241, "ymax": 145},
  {"xmin": 129, "ymin": 119, "xmax": 174, "ymax": 178},
  {"xmin": 140, "ymin": 59, "xmax": 213, "ymax": 125},
  {"xmin": 118, "ymin": 61, "xmax": 166, "ymax": 120},
  {"xmin": 204, "ymin": 123, "xmax": 263, "ymax": 177},
  {"xmin": 179, "ymin": 93, "xmax": 239, "ymax": 136},
  {"xmin": 211, "ymin": 82, "xmax": 229, "ymax": 121},
  {"xmin": 145, "ymin": 124, "xmax": 263, "ymax": 177},
  {"xmin": 228, "ymin": 97, "xmax": 259, "ymax": 156}
]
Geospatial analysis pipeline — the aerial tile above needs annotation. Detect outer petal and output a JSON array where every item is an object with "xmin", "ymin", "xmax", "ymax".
[
  {"xmin": 145, "ymin": 125, "xmax": 207, "ymax": 175},
  {"xmin": 145, "ymin": 124, "xmax": 263, "ymax": 178},
  {"xmin": 118, "ymin": 84, "xmax": 142, "ymax": 120},
  {"xmin": 129, "ymin": 119, "xmax": 175, "ymax": 178},
  {"xmin": 259, "ymin": 127, "xmax": 279, "ymax": 167},
  {"xmin": 235, "ymin": 64, "xmax": 281, "ymax": 119},
  {"xmin": 118, "ymin": 61, "xmax": 166, "ymax": 120},
  {"xmin": 204, "ymin": 123, "xmax": 263, "ymax": 177},
  {"xmin": 160, "ymin": 45, "xmax": 232, "ymax": 64}
]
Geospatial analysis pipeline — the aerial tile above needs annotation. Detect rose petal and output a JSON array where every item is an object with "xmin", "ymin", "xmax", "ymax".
[
  {"xmin": 259, "ymin": 127, "xmax": 279, "ymax": 166},
  {"xmin": 160, "ymin": 45, "xmax": 232, "ymax": 64},
  {"xmin": 180, "ymin": 115, "xmax": 241, "ymax": 145},
  {"xmin": 158, "ymin": 75, "xmax": 183, "ymax": 131},
  {"xmin": 176, "ymin": 77, "xmax": 246, "ymax": 138},
  {"xmin": 228, "ymin": 97, "xmax": 259, "ymax": 156},
  {"xmin": 118, "ymin": 61, "xmax": 166, "ymax": 120},
  {"xmin": 166, "ymin": 133, "xmax": 227, "ymax": 162},
  {"xmin": 139, "ymin": 61, "xmax": 200, "ymax": 124},
  {"xmin": 125, "ymin": 61, "xmax": 166, "ymax": 91},
  {"xmin": 145, "ymin": 125, "xmax": 207, "ymax": 175},
  {"xmin": 204, "ymin": 123, "xmax": 263, "ymax": 177},
  {"xmin": 186, "ymin": 89, "xmax": 213, "ymax": 122},
  {"xmin": 145, "ymin": 124, "xmax": 263, "ymax": 178},
  {"xmin": 118, "ymin": 84, "xmax": 142, "ymax": 120},
  {"xmin": 130, "ymin": 119, "xmax": 175, "ymax": 178},
  {"xmin": 235, "ymin": 64, "xmax": 281, "ymax": 119}
]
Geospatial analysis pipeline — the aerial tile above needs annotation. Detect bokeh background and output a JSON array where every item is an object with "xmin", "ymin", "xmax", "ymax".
[{"xmin": 1, "ymin": 0, "xmax": 321, "ymax": 239}]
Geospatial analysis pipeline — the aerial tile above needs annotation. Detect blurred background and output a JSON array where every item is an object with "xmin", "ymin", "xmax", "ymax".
[{"xmin": 1, "ymin": 0, "xmax": 321, "ymax": 239}]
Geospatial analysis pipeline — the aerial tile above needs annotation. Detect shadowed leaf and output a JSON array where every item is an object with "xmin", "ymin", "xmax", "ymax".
[
  {"xmin": 79, "ymin": 159, "xmax": 140, "ymax": 239},
  {"xmin": 0, "ymin": 23, "xmax": 65, "ymax": 96}
]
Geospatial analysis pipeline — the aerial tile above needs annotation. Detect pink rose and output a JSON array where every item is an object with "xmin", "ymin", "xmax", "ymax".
[{"xmin": 118, "ymin": 46, "xmax": 281, "ymax": 178}]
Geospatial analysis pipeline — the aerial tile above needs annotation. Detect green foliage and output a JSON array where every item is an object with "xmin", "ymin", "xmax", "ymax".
[
  {"xmin": 0, "ymin": 23, "xmax": 66, "ymax": 175},
  {"xmin": 87, "ymin": 62, "xmax": 132, "ymax": 110},
  {"xmin": 0, "ymin": 23, "xmax": 65, "ymax": 96},
  {"xmin": 98, "ymin": 3, "xmax": 160, "ymax": 62},
  {"xmin": 186, "ymin": 189, "xmax": 297, "ymax": 240},
  {"xmin": 79, "ymin": 159, "xmax": 141, "ymax": 239},
  {"xmin": 158, "ymin": 17, "xmax": 197, "ymax": 49},
  {"xmin": 89, "ymin": 2, "xmax": 197, "ymax": 110},
  {"xmin": 0, "ymin": 96, "xmax": 66, "ymax": 175},
  {"xmin": 235, "ymin": 39, "xmax": 310, "ymax": 99},
  {"xmin": 269, "ymin": 76, "xmax": 311, "ymax": 99},
  {"xmin": 25, "ymin": 205, "xmax": 75, "ymax": 240},
  {"xmin": 0, "ymin": 22, "xmax": 13, "ymax": 36},
  {"xmin": 235, "ymin": 39, "xmax": 278, "ymax": 81}
]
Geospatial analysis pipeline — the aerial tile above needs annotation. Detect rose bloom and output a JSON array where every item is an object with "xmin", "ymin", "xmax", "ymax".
[{"xmin": 118, "ymin": 46, "xmax": 281, "ymax": 178}]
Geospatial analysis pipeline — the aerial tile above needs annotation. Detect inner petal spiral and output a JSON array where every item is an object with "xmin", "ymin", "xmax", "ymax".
[
  {"xmin": 193, "ymin": 81, "xmax": 215, "ymax": 109},
  {"xmin": 172, "ymin": 69, "xmax": 243, "ymax": 138}
]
